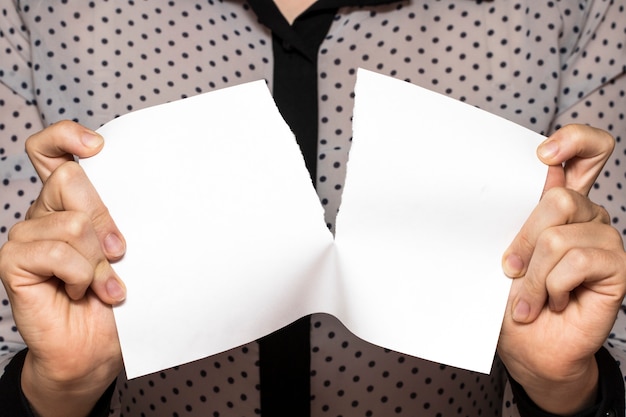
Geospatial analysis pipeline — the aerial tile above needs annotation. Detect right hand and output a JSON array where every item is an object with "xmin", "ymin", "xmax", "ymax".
[{"xmin": 0, "ymin": 121, "xmax": 127, "ymax": 417}]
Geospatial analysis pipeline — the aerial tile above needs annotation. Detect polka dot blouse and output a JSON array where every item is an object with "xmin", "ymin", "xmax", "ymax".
[{"xmin": 1, "ymin": 1, "xmax": 625, "ymax": 416}]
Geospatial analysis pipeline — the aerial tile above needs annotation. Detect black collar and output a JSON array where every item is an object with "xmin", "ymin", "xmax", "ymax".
[{"xmin": 247, "ymin": 0, "xmax": 401, "ymax": 61}]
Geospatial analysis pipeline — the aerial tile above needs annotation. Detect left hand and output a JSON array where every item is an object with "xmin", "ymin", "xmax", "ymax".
[{"xmin": 498, "ymin": 124, "xmax": 626, "ymax": 415}]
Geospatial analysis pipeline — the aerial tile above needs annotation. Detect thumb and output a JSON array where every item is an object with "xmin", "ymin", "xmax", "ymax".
[
  {"xmin": 536, "ymin": 125, "xmax": 614, "ymax": 196},
  {"xmin": 26, "ymin": 120, "xmax": 105, "ymax": 182}
]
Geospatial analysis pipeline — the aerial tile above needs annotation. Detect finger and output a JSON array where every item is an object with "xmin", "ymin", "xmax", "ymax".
[
  {"xmin": 0, "ymin": 240, "xmax": 96, "ymax": 302},
  {"xmin": 544, "ymin": 247, "xmax": 625, "ymax": 314},
  {"xmin": 502, "ymin": 187, "xmax": 608, "ymax": 278},
  {"xmin": 8, "ymin": 213, "xmax": 126, "ymax": 304},
  {"xmin": 26, "ymin": 161, "xmax": 126, "ymax": 262},
  {"xmin": 541, "ymin": 165, "xmax": 565, "ymax": 196},
  {"xmin": 537, "ymin": 124, "xmax": 615, "ymax": 195},
  {"xmin": 511, "ymin": 221, "xmax": 620, "ymax": 322},
  {"xmin": 25, "ymin": 120, "xmax": 104, "ymax": 182}
]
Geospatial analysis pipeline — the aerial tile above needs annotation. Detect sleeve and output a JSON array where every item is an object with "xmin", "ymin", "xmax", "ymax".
[
  {"xmin": 0, "ymin": 349, "xmax": 118, "ymax": 417},
  {"xmin": 0, "ymin": 349, "xmax": 36, "ymax": 417}
]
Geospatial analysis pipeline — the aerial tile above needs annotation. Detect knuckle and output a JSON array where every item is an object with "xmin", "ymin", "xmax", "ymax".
[
  {"xmin": 596, "ymin": 128, "xmax": 616, "ymax": 153},
  {"xmin": 0, "ymin": 242, "xmax": 35, "ymax": 288},
  {"xmin": 44, "ymin": 161, "xmax": 85, "ymax": 199},
  {"xmin": 604, "ymin": 223, "xmax": 625, "ymax": 249},
  {"xmin": 47, "ymin": 241, "xmax": 70, "ymax": 264},
  {"xmin": 0, "ymin": 242, "xmax": 16, "ymax": 279},
  {"xmin": 24, "ymin": 134, "xmax": 36, "ymax": 155},
  {"xmin": 49, "ymin": 160, "xmax": 83, "ymax": 185},
  {"xmin": 564, "ymin": 247, "xmax": 591, "ymax": 270},
  {"xmin": 7, "ymin": 221, "xmax": 26, "ymax": 242},
  {"xmin": 25, "ymin": 200, "xmax": 37, "ymax": 220},
  {"xmin": 60, "ymin": 212, "xmax": 93, "ymax": 241},
  {"xmin": 595, "ymin": 205, "xmax": 611, "ymax": 225},
  {"xmin": 536, "ymin": 226, "xmax": 567, "ymax": 256},
  {"xmin": 24, "ymin": 128, "xmax": 43, "ymax": 155},
  {"xmin": 544, "ymin": 187, "xmax": 578, "ymax": 215}
]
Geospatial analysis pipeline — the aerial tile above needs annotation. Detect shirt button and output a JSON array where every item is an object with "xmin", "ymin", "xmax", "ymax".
[
  {"xmin": 604, "ymin": 410, "xmax": 616, "ymax": 417},
  {"xmin": 282, "ymin": 40, "xmax": 293, "ymax": 52}
]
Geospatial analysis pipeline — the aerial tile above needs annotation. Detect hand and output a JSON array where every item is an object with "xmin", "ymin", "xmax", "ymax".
[
  {"xmin": 25, "ymin": 120, "xmax": 127, "ymax": 262},
  {"xmin": 0, "ymin": 121, "xmax": 127, "ymax": 417},
  {"xmin": 498, "ymin": 124, "xmax": 626, "ymax": 415}
]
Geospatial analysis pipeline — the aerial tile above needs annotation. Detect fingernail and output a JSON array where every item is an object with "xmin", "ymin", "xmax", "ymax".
[
  {"xmin": 81, "ymin": 130, "xmax": 103, "ymax": 149},
  {"xmin": 503, "ymin": 253, "xmax": 524, "ymax": 277},
  {"xmin": 106, "ymin": 277, "xmax": 126, "ymax": 302},
  {"xmin": 104, "ymin": 233, "xmax": 125, "ymax": 257},
  {"xmin": 512, "ymin": 299, "xmax": 530, "ymax": 322},
  {"xmin": 538, "ymin": 139, "xmax": 559, "ymax": 160}
]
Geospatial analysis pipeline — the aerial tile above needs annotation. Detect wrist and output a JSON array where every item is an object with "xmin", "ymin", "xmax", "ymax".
[
  {"xmin": 21, "ymin": 351, "xmax": 120, "ymax": 417},
  {"xmin": 513, "ymin": 356, "xmax": 599, "ymax": 416}
]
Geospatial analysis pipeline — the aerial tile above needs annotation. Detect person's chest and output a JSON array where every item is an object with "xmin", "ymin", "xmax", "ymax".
[{"xmin": 22, "ymin": 1, "xmax": 567, "ymax": 133}]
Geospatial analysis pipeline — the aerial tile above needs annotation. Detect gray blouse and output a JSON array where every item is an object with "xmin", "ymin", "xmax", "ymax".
[{"xmin": 1, "ymin": 1, "xmax": 625, "ymax": 416}]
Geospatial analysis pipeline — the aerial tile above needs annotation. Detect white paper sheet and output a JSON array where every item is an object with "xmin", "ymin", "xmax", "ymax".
[
  {"xmin": 81, "ymin": 69, "xmax": 546, "ymax": 379},
  {"xmin": 334, "ymin": 69, "xmax": 546, "ymax": 372}
]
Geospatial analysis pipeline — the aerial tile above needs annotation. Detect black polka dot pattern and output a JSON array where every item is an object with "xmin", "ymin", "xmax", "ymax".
[
  {"xmin": 1, "ymin": 1, "xmax": 625, "ymax": 416},
  {"xmin": 113, "ymin": 345, "xmax": 261, "ymax": 416},
  {"xmin": 310, "ymin": 314, "xmax": 506, "ymax": 417}
]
